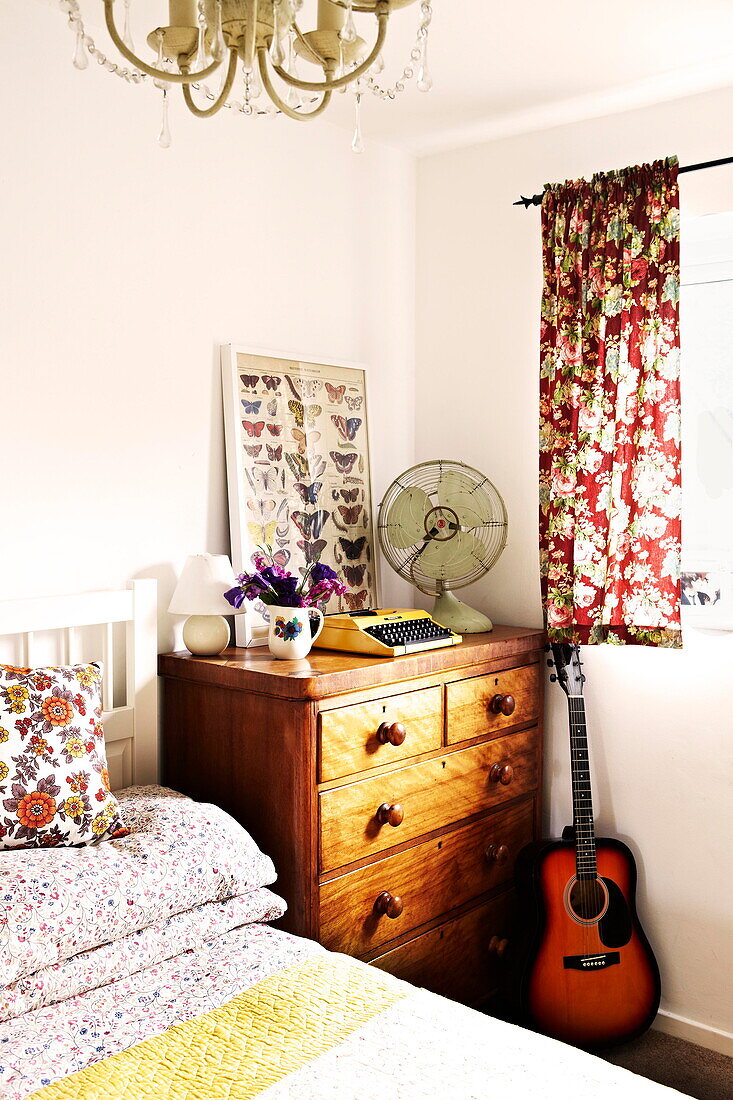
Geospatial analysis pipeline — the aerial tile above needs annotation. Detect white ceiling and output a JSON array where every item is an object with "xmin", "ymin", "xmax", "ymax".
[{"xmin": 352, "ymin": 0, "xmax": 733, "ymax": 153}]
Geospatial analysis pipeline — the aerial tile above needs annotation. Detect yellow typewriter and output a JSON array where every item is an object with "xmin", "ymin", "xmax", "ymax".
[{"xmin": 313, "ymin": 609, "xmax": 462, "ymax": 657}]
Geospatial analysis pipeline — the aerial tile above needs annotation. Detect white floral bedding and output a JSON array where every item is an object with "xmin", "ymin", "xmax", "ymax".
[{"xmin": 0, "ymin": 786, "xmax": 683, "ymax": 1100}]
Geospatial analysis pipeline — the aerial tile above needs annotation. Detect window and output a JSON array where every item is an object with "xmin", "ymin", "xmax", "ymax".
[{"xmin": 680, "ymin": 212, "xmax": 733, "ymax": 628}]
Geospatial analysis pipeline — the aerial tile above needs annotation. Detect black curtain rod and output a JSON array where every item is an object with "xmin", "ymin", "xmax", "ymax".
[{"xmin": 513, "ymin": 155, "xmax": 733, "ymax": 208}]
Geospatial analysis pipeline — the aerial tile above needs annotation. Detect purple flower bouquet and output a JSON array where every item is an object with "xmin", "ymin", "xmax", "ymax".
[{"xmin": 224, "ymin": 552, "xmax": 346, "ymax": 611}]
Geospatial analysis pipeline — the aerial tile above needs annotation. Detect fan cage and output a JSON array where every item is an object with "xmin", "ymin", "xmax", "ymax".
[{"xmin": 377, "ymin": 459, "xmax": 508, "ymax": 596}]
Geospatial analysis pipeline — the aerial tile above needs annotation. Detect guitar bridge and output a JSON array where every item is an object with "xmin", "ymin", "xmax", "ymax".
[{"xmin": 563, "ymin": 952, "xmax": 620, "ymax": 971}]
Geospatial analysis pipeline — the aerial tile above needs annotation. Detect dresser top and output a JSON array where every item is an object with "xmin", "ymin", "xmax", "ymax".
[{"xmin": 158, "ymin": 625, "xmax": 545, "ymax": 701}]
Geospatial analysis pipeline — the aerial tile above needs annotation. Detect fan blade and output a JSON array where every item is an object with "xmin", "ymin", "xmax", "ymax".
[
  {"xmin": 434, "ymin": 470, "xmax": 491, "ymax": 528},
  {"xmin": 419, "ymin": 531, "xmax": 486, "ymax": 580},
  {"xmin": 384, "ymin": 486, "xmax": 431, "ymax": 549}
]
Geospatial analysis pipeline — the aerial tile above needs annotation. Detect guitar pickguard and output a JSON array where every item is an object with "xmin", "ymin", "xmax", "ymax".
[{"xmin": 598, "ymin": 877, "xmax": 633, "ymax": 948}]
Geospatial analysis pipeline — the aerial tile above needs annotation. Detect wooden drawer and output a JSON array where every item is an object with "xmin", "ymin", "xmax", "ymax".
[
  {"xmin": 447, "ymin": 662, "xmax": 541, "ymax": 745},
  {"xmin": 320, "ymin": 726, "xmax": 539, "ymax": 872},
  {"xmin": 319, "ymin": 686, "xmax": 443, "ymax": 783},
  {"xmin": 370, "ymin": 891, "xmax": 515, "ymax": 1006},
  {"xmin": 319, "ymin": 799, "xmax": 534, "ymax": 956}
]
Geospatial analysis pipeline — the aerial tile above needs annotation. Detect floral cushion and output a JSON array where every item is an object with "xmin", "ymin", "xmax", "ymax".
[{"xmin": 0, "ymin": 663, "xmax": 124, "ymax": 850}]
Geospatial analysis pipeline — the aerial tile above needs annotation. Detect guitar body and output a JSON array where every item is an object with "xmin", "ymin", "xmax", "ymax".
[{"xmin": 516, "ymin": 835, "xmax": 661, "ymax": 1049}]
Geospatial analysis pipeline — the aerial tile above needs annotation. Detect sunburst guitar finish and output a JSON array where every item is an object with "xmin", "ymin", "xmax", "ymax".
[
  {"xmin": 517, "ymin": 837, "xmax": 660, "ymax": 1048},
  {"xmin": 515, "ymin": 642, "xmax": 660, "ymax": 1049}
]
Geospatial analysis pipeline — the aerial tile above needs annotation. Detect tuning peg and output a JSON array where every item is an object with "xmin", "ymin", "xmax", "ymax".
[
  {"xmin": 581, "ymin": 675, "xmax": 586, "ymax": 683},
  {"xmin": 543, "ymin": 644, "xmax": 551, "ymax": 653},
  {"xmin": 549, "ymin": 674, "xmax": 557, "ymax": 683},
  {"xmin": 546, "ymin": 659, "xmax": 553, "ymax": 667}
]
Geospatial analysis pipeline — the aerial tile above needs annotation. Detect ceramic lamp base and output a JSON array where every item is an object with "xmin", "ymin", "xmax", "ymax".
[
  {"xmin": 182, "ymin": 614, "xmax": 230, "ymax": 656},
  {"xmin": 431, "ymin": 590, "xmax": 493, "ymax": 634}
]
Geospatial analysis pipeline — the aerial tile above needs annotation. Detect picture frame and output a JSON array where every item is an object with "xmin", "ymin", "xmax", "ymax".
[
  {"xmin": 221, "ymin": 344, "xmax": 381, "ymax": 647},
  {"xmin": 680, "ymin": 554, "xmax": 733, "ymax": 631}
]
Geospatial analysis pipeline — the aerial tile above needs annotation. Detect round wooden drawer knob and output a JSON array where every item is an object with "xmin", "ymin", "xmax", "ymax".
[
  {"xmin": 488, "ymin": 935, "xmax": 509, "ymax": 958},
  {"xmin": 376, "ymin": 721, "xmax": 407, "ymax": 747},
  {"xmin": 489, "ymin": 762, "xmax": 514, "ymax": 785},
  {"xmin": 374, "ymin": 891, "xmax": 404, "ymax": 919},
  {"xmin": 485, "ymin": 843, "xmax": 510, "ymax": 864},
  {"xmin": 490, "ymin": 693, "xmax": 516, "ymax": 716},
  {"xmin": 376, "ymin": 802, "xmax": 404, "ymax": 827}
]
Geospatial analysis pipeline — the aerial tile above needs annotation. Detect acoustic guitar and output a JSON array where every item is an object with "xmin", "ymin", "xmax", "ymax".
[{"xmin": 514, "ymin": 642, "xmax": 660, "ymax": 1048}]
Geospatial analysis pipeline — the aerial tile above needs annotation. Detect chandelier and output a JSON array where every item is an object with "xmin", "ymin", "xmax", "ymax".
[{"xmin": 60, "ymin": 1, "xmax": 434, "ymax": 150}]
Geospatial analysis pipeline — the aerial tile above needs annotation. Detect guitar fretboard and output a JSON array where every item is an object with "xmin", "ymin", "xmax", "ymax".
[{"xmin": 568, "ymin": 695, "xmax": 597, "ymax": 880}]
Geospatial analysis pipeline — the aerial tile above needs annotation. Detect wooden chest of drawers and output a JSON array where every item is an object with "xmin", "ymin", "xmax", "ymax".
[{"xmin": 159, "ymin": 626, "xmax": 544, "ymax": 1007}]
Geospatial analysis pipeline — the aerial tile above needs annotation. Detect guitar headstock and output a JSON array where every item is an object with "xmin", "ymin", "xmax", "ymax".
[{"xmin": 549, "ymin": 642, "xmax": 584, "ymax": 696}]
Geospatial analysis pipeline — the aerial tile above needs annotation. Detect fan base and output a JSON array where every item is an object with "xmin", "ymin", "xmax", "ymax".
[{"xmin": 431, "ymin": 591, "xmax": 493, "ymax": 634}]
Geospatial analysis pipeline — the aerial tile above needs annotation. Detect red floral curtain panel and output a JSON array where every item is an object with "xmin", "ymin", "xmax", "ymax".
[{"xmin": 539, "ymin": 158, "xmax": 682, "ymax": 648}]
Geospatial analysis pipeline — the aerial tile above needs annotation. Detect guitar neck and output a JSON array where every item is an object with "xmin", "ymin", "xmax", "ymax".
[{"xmin": 567, "ymin": 695, "xmax": 597, "ymax": 881}]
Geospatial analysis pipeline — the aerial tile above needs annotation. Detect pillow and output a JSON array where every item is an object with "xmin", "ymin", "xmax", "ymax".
[
  {"xmin": 0, "ymin": 785, "xmax": 279, "ymax": 985},
  {"xmin": 0, "ymin": 662, "xmax": 125, "ymax": 850}
]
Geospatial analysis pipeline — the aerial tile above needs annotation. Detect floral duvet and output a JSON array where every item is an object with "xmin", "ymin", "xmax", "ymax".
[{"xmin": 0, "ymin": 788, "xmax": 682, "ymax": 1099}]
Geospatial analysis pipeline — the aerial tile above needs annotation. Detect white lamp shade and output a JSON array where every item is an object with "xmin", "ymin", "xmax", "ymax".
[{"xmin": 168, "ymin": 554, "xmax": 240, "ymax": 616}]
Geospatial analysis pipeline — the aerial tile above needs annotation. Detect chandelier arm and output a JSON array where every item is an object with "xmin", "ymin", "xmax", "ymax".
[
  {"xmin": 272, "ymin": 10, "xmax": 389, "ymax": 93},
  {"xmin": 257, "ymin": 49, "xmax": 333, "ymax": 121},
  {"xmin": 102, "ymin": 0, "xmax": 223, "ymax": 84},
  {"xmin": 291, "ymin": 21, "xmax": 328, "ymax": 67},
  {"xmin": 181, "ymin": 48, "xmax": 238, "ymax": 117}
]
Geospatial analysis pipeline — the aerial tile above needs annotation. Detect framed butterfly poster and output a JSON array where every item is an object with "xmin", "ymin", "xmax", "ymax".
[{"xmin": 221, "ymin": 344, "xmax": 380, "ymax": 646}]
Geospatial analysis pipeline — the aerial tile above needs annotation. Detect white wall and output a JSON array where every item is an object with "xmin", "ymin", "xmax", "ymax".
[
  {"xmin": 416, "ymin": 87, "xmax": 733, "ymax": 1046},
  {"xmin": 0, "ymin": 0, "xmax": 415, "ymax": 649}
]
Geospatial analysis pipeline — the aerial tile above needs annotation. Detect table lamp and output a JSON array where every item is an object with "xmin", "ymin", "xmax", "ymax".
[{"xmin": 168, "ymin": 553, "xmax": 239, "ymax": 656}]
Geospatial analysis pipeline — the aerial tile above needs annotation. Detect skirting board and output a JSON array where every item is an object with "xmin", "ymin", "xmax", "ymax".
[{"xmin": 654, "ymin": 1010, "xmax": 733, "ymax": 1058}]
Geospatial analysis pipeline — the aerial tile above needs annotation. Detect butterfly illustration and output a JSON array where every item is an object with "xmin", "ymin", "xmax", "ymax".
[
  {"xmin": 345, "ymin": 590, "xmax": 369, "ymax": 612},
  {"xmin": 344, "ymin": 563, "xmax": 367, "ymax": 587},
  {"xmin": 292, "ymin": 428, "xmax": 321, "ymax": 456},
  {"xmin": 293, "ymin": 510, "xmax": 330, "ymax": 540},
  {"xmin": 345, "ymin": 395, "xmax": 363, "ymax": 411},
  {"xmin": 241, "ymin": 399, "xmax": 262, "ymax": 415},
  {"xmin": 248, "ymin": 497, "xmax": 276, "ymax": 512},
  {"xmin": 262, "ymin": 375, "xmax": 281, "ymax": 391},
  {"xmin": 244, "ymin": 444, "xmax": 263, "ymax": 458},
  {"xmin": 341, "ymin": 488, "xmax": 359, "ymax": 502},
  {"xmin": 288, "ymin": 400, "xmax": 322, "ymax": 429},
  {"xmin": 248, "ymin": 520, "xmax": 277, "ymax": 546},
  {"xmin": 330, "ymin": 451, "xmax": 358, "ymax": 474},
  {"xmin": 271, "ymin": 549, "xmax": 290, "ymax": 568},
  {"xmin": 338, "ymin": 504, "xmax": 363, "ymax": 525},
  {"xmin": 294, "ymin": 481, "xmax": 323, "ymax": 505},
  {"xmin": 325, "ymin": 382, "xmax": 346, "ymax": 404},
  {"xmin": 267, "ymin": 398, "xmax": 278, "ymax": 417},
  {"xmin": 246, "ymin": 468, "xmax": 278, "ymax": 493},
  {"xmin": 290, "ymin": 377, "xmax": 322, "ymax": 400},
  {"xmin": 331, "ymin": 415, "xmax": 362, "ymax": 442},
  {"xmin": 267, "ymin": 424, "xmax": 283, "ymax": 437},
  {"xmin": 338, "ymin": 536, "xmax": 367, "ymax": 561},
  {"xmin": 298, "ymin": 538, "xmax": 327, "ymax": 564},
  {"xmin": 267, "ymin": 444, "xmax": 283, "ymax": 462},
  {"xmin": 240, "ymin": 374, "xmax": 259, "ymax": 389},
  {"xmin": 242, "ymin": 420, "xmax": 265, "ymax": 438},
  {"xmin": 286, "ymin": 452, "xmax": 310, "ymax": 481}
]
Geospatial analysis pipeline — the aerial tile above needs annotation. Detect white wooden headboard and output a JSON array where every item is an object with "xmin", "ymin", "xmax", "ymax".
[{"xmin": 0, "ymin": 580, "xmax": 158, "ymax": 791}]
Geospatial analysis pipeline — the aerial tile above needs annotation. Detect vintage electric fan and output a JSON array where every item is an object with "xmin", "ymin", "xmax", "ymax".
[{"xmin": 377, "ymin": 460, "xmax": 508, "ymax": 632}]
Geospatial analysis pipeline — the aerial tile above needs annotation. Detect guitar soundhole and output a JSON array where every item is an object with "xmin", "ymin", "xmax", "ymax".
[{"xmin": 565, "ymin": 878, "xmax": 609, "ymax": 923}]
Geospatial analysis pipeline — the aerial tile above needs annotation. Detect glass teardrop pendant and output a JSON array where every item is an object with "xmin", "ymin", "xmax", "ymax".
[
  {"xmin": 417, "ymin": 36, "xmax": 433, "ymax": 93},
  {"xmin": 371, "ymin": 50, "xmax": 385, "ymax": 75},
  {"xmin": 285, "ymin": 32, "xmax": 302, "ymax": 109},
  {"xmin": 195, "ymin": 24, "xmax": 208, "ymax": 70},
  {"xmin": 340, "ymin": 0, "xmax": 357, "ymax": 44},
  {"xmin": 269, "ymin": 3, "xmax": 285, "ymax": 66},
  {"xmin": 351, "ymin": 93, "xmax": 365, "ymax": 154},
  {"xmin": 153, "ymin": 31, "xmax": 167, "ymax": 90},
  {"xmin": 211, "ymin": 0, "xmax": 225, "ymax": 63},
  {"xmin": 157, "ymin": 90, "xmax": 172, "ymax": 148},
  {"xmin": 72, "ymin": 24, "xmax": 88, "ymax": 70},
  {"xmin": 122, "ymin": 0, "xmax": 134, "ymax": 50},
  {"xmin": 245, "ymin": 65, "xmax": 262, "ymax": 101}
]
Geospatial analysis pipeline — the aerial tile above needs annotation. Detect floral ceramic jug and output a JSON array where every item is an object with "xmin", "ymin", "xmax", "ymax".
[{"xmin": 267, "ymin": 605, "xmax": 324, "ymax": 660}]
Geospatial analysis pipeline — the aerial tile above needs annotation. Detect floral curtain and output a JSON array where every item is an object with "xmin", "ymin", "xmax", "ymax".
[{"xmin": 539, "ymin": 158, "xmax": 682, "ymax": 647}]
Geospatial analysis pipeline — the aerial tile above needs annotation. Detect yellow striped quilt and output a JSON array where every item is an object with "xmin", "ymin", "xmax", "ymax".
[{"xmin": 29, "ymin": 954, "xmax": 410, "ymax": 1100}]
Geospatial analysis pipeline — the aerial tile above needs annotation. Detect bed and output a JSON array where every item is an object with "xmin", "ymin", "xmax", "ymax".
[{"xmin": 0, "ymin": 585, "xmax": 682, "ymax": 1099}]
